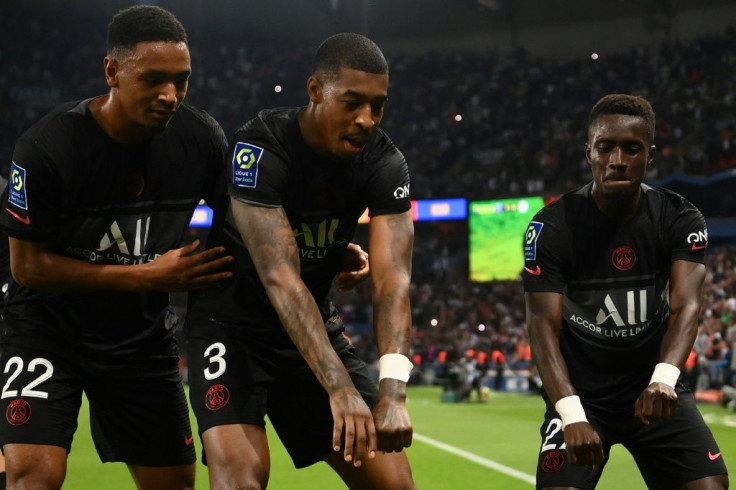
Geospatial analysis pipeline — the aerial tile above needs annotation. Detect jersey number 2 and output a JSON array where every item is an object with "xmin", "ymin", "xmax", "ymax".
[
  {"xmin": 541, "ymin": 418, "xmax": 567, "ymax": 452},
  {"xmin": 1, "ymin": 356, "xmax": 53, "ymax": 399}
]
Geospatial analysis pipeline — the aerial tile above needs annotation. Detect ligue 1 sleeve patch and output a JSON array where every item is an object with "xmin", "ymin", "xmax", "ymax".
[
  {"xmin": 232, "ymin": 142, "xmax": 263, "ymax": 188},
  {"xmin": 8, "ymin": 162, "xmax": 28, "ymax": 210},
  {"xmin": 524, "ymin": 221, "xmax": 544, "ymax": 260}
]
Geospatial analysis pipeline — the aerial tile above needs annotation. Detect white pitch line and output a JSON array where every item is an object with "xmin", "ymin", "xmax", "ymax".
[{"xmin": 414, "ymin": 432, "xmax": 536, "ymax": 485}]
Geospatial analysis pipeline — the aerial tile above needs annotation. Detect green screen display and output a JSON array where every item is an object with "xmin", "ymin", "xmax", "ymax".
[{"xmin": 469, "ymin": 196, "xmax": 546, "ymax": 282}]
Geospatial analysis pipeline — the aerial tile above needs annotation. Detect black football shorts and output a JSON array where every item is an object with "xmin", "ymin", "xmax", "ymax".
[
  {"xmin": 187, "ymin": 314, "xmax": 378, "ymax": 468},
  {"xmin": 0, "ymin": 336, "xmax": 195, "ymax": 466},
  {"xmin": 535, "ymin": 390, "xmax": 727, "ymax": 489}
]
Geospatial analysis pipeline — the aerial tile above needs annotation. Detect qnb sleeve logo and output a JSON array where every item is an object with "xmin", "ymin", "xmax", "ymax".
[
  {"xmin": 8, "ymin": 162, "xmax": 28, "ymax": 210},
  {"xmin": 393, "ymin": 183, "xmax": 410, "ymax": 199},
  {"xmin": 687, "ymin": 230, "xmax": 708, "ymax": 251},
  {"xmin": 524, "ymin": 221, "xmax": 544, "ymax": 260},
  {"xmin": 232, "ymin": 142, "xmax": 263, "ymax": 188}
]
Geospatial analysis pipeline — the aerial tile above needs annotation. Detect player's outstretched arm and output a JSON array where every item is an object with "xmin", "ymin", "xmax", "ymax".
[
  {"xmin": 8, "ymin": 237, "xmax": 233, "ymax": 292},
  {"xmin": 229, "ymin": 198, "xmax": 377, "ymax": 467},
  {"xmin": 368, "ymin": 211, "xmax": 414, "ymax": 452},
  {"xmin": 526, "ymin": 291, "xmax": 604, "ymax": 468},
  {"xmin": 635, "ymin": 260, "xmax": 705, "ymax": 424}
]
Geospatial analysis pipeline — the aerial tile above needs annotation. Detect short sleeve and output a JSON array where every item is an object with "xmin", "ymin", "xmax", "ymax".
[
  {"xmin": 226, "ymin": 124, "xmax": 289, "ymax": 207},
  {"xmin": 366, "ymin": 139, "xmax": 411, "ymax": 217},
  {"xmin": 521, "ymin": 210, "xmax": 568, "ymax": 294},
  {"xmin": 669, "ymin": 201, "xmax": 708, "ymax": 264},
  {"xmin": 0, "ymin": 138, "xmax": 64, "ymax": 241}
]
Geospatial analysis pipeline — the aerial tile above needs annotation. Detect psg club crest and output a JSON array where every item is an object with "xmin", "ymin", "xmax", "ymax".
[
  {"xmin": 542, "ymin": 450, "xmax": 565, "ymax": 473},
  {"xmin": 611, "ymin": 245, "xmax": 636, "ymax": 271},
  {"xmin": 6, "ymin": 398, "xmax": 32, "ymax": 426},
  {"xmin": 205, "ymin": 384, "xmax": 230, "ymax": 411}
]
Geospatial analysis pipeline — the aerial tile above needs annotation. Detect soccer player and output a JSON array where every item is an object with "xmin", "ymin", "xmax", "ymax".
[
  {"xmin": 0, "ymin": 6, "xmax": 232, "ymax": 489},
  {"xmin": 0, "ymin": 173, "xmax": 9, "ymax": 490},
  {"xmin": 523, "ymin": 94, "xmax": 729, "ymax": 489},
  {"xmin": 185, "ymin": 33, "xmax": 416, "ymax": 489}
]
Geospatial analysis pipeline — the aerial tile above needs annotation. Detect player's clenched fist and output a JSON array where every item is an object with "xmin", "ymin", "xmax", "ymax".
[{"xmin": 373, "ymin": 397, "xmax": 413, "ymax": 452}]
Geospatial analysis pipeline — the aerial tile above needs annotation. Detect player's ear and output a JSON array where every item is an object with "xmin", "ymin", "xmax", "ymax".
[
  {"xmin": 307, "ymin": 76, "xmax": 323, "ymax": 104},
  {"xmin": 647, "ymin": 145, "xmax": 656, "ymax": 166},
  {"xmin": 585, "ymin": 142, "xmax": 592, "ymax": 163},
  {"xmin": 104, "ymin": 56, "xmax": 120, "ymax": 88}
]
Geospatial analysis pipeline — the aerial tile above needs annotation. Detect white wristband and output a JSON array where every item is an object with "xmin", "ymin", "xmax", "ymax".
[
  {"xmin": 649, "ymin": 363, "xmax": 680, "ymax": 388},
  {"xmin": 378, "ymin": 354, "xmax": 413, "ymax": 382},
  {"xmin": 555, "ymin": 395, "xmax": 588, "ymax": 429}
]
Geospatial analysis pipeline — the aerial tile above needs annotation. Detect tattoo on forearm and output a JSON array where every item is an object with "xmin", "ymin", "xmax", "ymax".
[{"xmin": 236, "ymin": 205, "xmax": 352, "ymax": 393}]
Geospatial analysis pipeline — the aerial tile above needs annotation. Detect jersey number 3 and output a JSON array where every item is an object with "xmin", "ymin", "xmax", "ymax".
[{"xmin": 204, "ymin": 342, "xmax": 227, "ymax": 380}]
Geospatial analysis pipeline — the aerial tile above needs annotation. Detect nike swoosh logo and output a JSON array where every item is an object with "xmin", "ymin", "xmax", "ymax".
[
  {"xmin": 524, "ymin": 265, "xmax": 542, "ymax": 276},
  {"xmin": 691, "ymin": 243, "xmax": 708, "ymax": 250},
  {"xmin": 5, "ymin": 208, "xmax": 30, "ymax": 225},
  {"xmin": 708, "ymin": 451, "xmax": 721, "ymax": 461},
  {"xmin": 185, "ymin": 435, "xmax": 194, "ymax": 446}
]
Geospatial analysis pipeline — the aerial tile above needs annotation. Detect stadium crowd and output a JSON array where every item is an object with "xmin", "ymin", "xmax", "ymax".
[
  {"xmin": 2, "ymin": 7, "xmax": 736, "ymax": 199},
  {"xmin": 2, "ymin": 6, "xmax": 735, "ymax": 402}
]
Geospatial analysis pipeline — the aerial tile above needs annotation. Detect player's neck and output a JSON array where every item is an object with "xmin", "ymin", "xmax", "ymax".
[
  {"xmin": 592, "ymin": 188, "xmax": 641, "ymax": 222},
  {"xmin": 89, "ymin": 93, "xmax": 151, "ymax": 144},
  {"xmin": 297, "ymin": 106, "xmax": 330, "ymax": 156}
]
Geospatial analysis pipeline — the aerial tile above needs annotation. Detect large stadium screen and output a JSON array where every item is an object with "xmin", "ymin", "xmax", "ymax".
[{"xmin": 469, "ymin": 196, "xmax": 546, "ymax": 282}]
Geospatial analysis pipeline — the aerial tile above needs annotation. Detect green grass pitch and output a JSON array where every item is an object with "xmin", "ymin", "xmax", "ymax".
[{"xmin": 64, "ymin": 386, "xmax": 734, "ymax": 489}]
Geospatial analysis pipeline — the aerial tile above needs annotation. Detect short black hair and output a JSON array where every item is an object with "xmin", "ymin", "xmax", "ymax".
[
  {"xmin": 588, "ymin": 94, "xmax": 656, "ymax": 143},
  {"xmin": 107, "ymin": 5, "xmax": 187, "ymax": 56},
  {"xmin": 313, "ymin": 33, "xmax": 388, "ymax": 82}
]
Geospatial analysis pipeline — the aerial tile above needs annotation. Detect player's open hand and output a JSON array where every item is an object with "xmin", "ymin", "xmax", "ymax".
[
  {"xmin": 334, "ymin": 243, "xmax": 370, "ymax": 292},
  {"xmin": 142, "ymin": 240, "xmax": 233, "ymax": 291},
  {"xmin": 635, "ymin": 382, "xmax": 678, "ymax": 424},
  {"xmin": 329, "ymin": 386, "xmax": 378, "ymax": 467},
  {"xmin": 563, "ymin": 422, "xmax": 604, "ymax": 468},
  {"xmin": 372, "ymin": 392, "xmax": 413, "ymax": 452}
]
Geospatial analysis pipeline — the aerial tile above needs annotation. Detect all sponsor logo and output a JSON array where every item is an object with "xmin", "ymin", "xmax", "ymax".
[
  {"xmin": 524, "ymin": 221, "xmax": 544, "ymax": 260},
  {"xmin": 66, "ymin": 217, "xmax": 160, "ymax": 264},
  {"xmin": 542, "ymin": 450, "xmax": 565, "ymax": 473},
  {"xmin": 8, "ymin": 162, "xmax": 28, "ymax": 210},
  {"xmin": 611, "ymin": 245, "xmax": 636, "ymax": 271},
  {"xmin": 293, "ymin": 219, "xmax": 343, "ymax": 260},
  {"xmin": 6, "ymin": 398, "xmax": 32, "ymax": 426},
  {"xmin": 232, "ymin": 142, "xmax": 263, "ymax": 188},
  {"xmin": 205, "ymin": 384, "xmax": 230, "ymax": 411},
  {"xmin": 97, "ymin": 218, "xmax": 151, "ymax": 256},
  {"xmin": 567, "ymin": 288, "xmax": 655, "ymax": 340}
]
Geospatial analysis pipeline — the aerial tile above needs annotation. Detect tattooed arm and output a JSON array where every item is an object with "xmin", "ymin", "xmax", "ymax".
[
  {"xmin": 368, "ymin": 210, "xmax": 414, "ymax": 452},
  {"xmin": 230, "ymin": 198, "xmax": 377, "ymax": 466}
]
